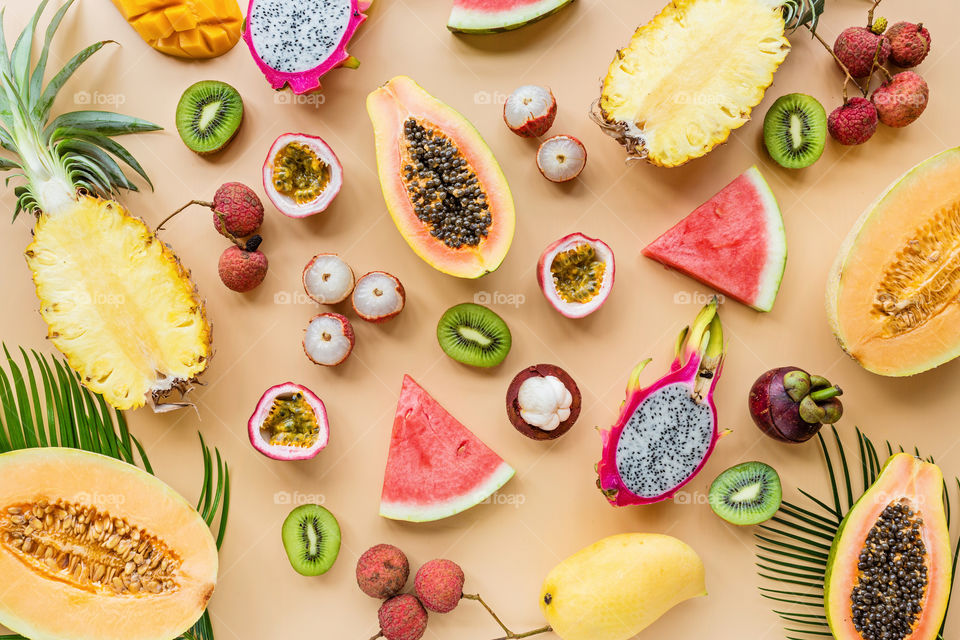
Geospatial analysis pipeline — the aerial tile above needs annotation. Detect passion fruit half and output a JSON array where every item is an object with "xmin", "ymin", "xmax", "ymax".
[
  {"xmin": 263, "ymin": 133, "xmax": 343, "ymax": 217},
  {"xmin": 248, "ymin": 382, "xmax": 330, "ymax": 460},
  {"xmin": 537, "ymin": 232, "xmax": 615, "ymax": 318},
  {"xmin": 506, "ymin": 364, "xmax": 581, "ymax": 440}
]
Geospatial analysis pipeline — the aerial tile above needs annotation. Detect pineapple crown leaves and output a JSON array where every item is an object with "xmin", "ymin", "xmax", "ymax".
[
  {"xmin": 0, "ymin": 0, "xmax": 160, "ymax": 221},
  {"xmin": 756, "ymin": 425, "xmax": 960, "ymax": 640},
  {"xmin": 780, "ymin": 0, "xmax": 824, "ymax": 33},
  {"xmin": 0, "ymin": 345, "xmax": 230, "ymax": 640}
]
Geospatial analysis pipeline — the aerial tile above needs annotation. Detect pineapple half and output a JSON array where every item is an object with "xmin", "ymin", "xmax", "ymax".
[
  {"xmin": 593, "ymin": 0, "xmax": 820, "ymax": 168},
  {"xmin": 3, "ymin": 1, "xmax": 211, "ymax": 410}
]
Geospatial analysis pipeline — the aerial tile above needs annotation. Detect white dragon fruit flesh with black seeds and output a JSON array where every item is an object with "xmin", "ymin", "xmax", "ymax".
[
  {"xmin": 598, "ymin": 299, "xmax": 726, "ymax": 507},
  {"xmin": 242, "ymin": 0, "xmax": 369, "ymax": 94},
  {"xmin": 616, "ymin": 383, "xmax": 714, "ymax": 499}
]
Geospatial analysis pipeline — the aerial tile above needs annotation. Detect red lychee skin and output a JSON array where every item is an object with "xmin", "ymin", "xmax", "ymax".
[
  {"xmin": 218, "ymin": 246, "xmax": 268, "ymax": 292},
  {"xmin": 377, "ymin": 594, "xmax": 427, "ymax": 640},
  {"xmin": 504, "ymin": 89, "xmax": 557, "ymax": 138},
  {"xmin": 356, "ymin": 544, "xmax": 410, "ymax": 599},
  {"xmin": 872, "ymin": 71, "xmax": 929, "ymax": 128},
  {"xmin": 887, "ymin": 22, "xmax": 931, "ymax": 68},
  {"xmin": 414, "ymin": 559, "xmax": 465, "ymax": 614},
  {"xmin": 834, "ymin": 27, "xmax": 891, "ymax": 78},
  {"xmin": 212, "ymin": 182, "xmax": 264, "ymax": 238},
  {"xmin": 828, "ymin": 98, "xmax": 879, "ymax": 146}
]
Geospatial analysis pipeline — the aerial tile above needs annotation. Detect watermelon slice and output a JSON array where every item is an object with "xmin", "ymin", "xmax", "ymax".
[
  {"xmin": 380, "ymin": 375, "xmax": 515, "ymax": 522},
  {"xmin": 447, "ymin": 0, "xmax": 576, "ymax": 34},
  {"xmin": 642, "ymin": 166, "xmax": 786, "ymax": 312}
]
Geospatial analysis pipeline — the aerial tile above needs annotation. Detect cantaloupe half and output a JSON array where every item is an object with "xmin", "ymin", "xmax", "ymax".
[
  {"xmin": 0, "ymin": 448, "xmax": 218, "ymax": 640},
  {"xmin": 827, "ymin": 147, "xmax": 960, "ymax": 376}
]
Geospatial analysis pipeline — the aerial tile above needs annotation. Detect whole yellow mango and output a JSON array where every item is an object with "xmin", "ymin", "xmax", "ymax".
[
  {"xmin": 539, "ymin": 533, "xmax": 706, "ymax": 640},
  {"xmin": 110, "ymin": 0, "xmax": 243, "ymax": 59}
]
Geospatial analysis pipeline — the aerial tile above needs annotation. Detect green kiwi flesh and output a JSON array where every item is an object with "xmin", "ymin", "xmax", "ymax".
[
  {"xmin": 708, "ymin": 461, "xmax": 782, "ymax": 525},
  {"xmin": 763, "ymin": 93, "xmax": 826, "ymax": 169},
  {"xmin": 281, "ymin": 504, "xmax": 341, "ymax": 576},
  {"xmin": 436, "ymin": 302, "xmax": 512, "ymax": 367},
  {"xmin": 176, "ymin": 80, "xmax": 244, "ymax": 155}
]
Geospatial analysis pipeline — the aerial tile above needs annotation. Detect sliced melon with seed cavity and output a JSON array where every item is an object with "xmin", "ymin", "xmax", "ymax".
[
  {"xmin": 827, "ymin": 146, "xmax": 960, "ymax": 376},
  {"xmin": 0, "ymin": 448, "xmax": 218, "ymax": 640}
]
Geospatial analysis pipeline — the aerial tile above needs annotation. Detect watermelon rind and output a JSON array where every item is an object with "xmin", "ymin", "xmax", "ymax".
[
  {"xmin": 379, "ymin": 461, "xmax": 515, "ymax": 522},
  {"xmin": 744, "ymin": 166, "xmax": 787, "ymax": 313},
  {"xmin": 447, "ymin": 0, "xmax": 575, "ymax": 34}
]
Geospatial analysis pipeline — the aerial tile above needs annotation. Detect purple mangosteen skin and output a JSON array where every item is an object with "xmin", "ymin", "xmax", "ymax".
[{"xmin": 748, "ymin": 367, "xmax": 821, "ymax": 443}]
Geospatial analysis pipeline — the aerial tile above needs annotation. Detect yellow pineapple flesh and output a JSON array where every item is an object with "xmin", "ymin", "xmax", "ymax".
[
  {"xmin": 26, "ymin": 196, "xmax": 211, "ymax": 410},
  {"xmin": 594, "ymin": 0, "xmax": 790, "ymax": 167}
]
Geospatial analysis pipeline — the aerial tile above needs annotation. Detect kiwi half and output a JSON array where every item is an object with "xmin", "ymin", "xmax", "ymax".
[
  {"xmin": 708, "ymin": 461, "xmax": 782, "ymax": 526},
  {"xmin": 281, "ymin": 504, "xmax": 341, "ymax": 576},
  {"xmin": 763, "ymin": 93, "xmax": 826, "ymax": 169},
  {"xmin": 175, "ymin": 80, "xmax": 243, "ymax": 155},
  {"xmin": 437, "ymin": 302, "xmax": 512, "ymax": 367}
]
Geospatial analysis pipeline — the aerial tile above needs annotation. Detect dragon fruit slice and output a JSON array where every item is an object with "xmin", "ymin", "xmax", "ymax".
[
  {"xmin": 242, "ymin": 0, "xmax": 369, "ymax": 95},
  {"xmin": 597, "ymin": 299, "xmax": 726, "ymax": 507}
]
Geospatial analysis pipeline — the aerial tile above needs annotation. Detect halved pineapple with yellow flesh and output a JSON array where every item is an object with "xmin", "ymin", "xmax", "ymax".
[
  {"xmin": 26, "ymin": 197, "xmax": 211, "ymax": 410},
  {"xmin": 594, "ymin": 0, "xmax": 791, "ymax": 167},
  {"xmin": 1, "ymin": 3, "xmax": 212, "ymax": 410}
]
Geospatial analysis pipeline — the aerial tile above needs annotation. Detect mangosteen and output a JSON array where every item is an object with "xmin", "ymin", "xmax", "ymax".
[
  {"xmin": 506, "ymin": 364, "xmax": 581, "ymax": 440},
  {"xmin": 749, "ymin": 367, "xmax": 843, "ymax": 443}
]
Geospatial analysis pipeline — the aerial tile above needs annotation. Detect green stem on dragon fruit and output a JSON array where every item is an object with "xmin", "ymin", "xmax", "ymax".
[
  {"xmin": 463, "ymin": 594, "xmax": 552, "ymax": 640},
  {"xmin": 808, "ymin": 27, "xmax": 868, "ymax": 99}
]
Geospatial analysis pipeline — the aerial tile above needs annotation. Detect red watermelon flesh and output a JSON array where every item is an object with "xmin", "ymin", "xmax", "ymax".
[
  {"xmin": 642, "ymin": 166, "xmax": 786, "ymax": 312},
  {"xmin": 380, "ymin": 375, "xmax": 515, "ymax": 522},
  {"xmin": 447, "ymin": 0, "xmax": 575, "ymax": 34}
]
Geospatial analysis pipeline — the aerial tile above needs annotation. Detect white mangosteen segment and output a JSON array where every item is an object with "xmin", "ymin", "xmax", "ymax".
[
  {"xmin": 536, "ymin": 135, "xmax": 586, "ymax": 182},
  {"xmin": 517, "ymin": 375, "xmax": 572, "ymax": 431},
  {"xmin": 537, "ymin": 232, "xmax": 615, "ymax": 319},
  {"xmin": 263, "ymin": 133, "xmax": 344, "ymax": 218},
  {"xmin": 352, "ymin": 271, "xmax": 405, "ymax": 322},
  {"xmin": 247, "ymin": 382, "xmax": 329, "ymax": 461},
  {"xmin": 503, "ymin": 85, "xmax": 557, "ymax": 137},
  {"xmin": 303, "ymin": 313, "xmax": 354, "ymax": 366},
  {"xmin": 303, "ymin": 253, "xmax": 355, "ymax": 304}
]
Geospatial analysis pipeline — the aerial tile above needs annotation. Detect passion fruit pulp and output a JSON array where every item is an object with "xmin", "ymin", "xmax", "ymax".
[
  {"xmin": 248, "ymin": 383, "xmax": 330, "ymax": 460},
  {"xmin": 537, "ymin": 233, "xmax": 615, "ymax": 318},
  {"xmin": 273, "ymin": 142, "xmax": 331, "ymax": 204},
  {"xmin": 262, "ymin": 133, "xmax": 343, "ymax": 218}
]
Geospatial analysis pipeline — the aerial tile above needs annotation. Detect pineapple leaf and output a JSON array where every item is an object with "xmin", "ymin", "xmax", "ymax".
[
  {"xmin": 34, "ymin": 41, "xmax": 115, "ymax": 123},
  {"xmin": 0, "ymin": 9, "xmax": 13, "ymax": 78},
  {"xmin": 49, "ymin": 126, "xmax": 151, "ymax": 188},
  {"xmin": 29, "ymin": 0, "xmax": 74, "ymax": 113},
  {"xmin": 10, "ymin": 0, "xmax": 49, "ymax": 102},
  {"xmin": 44, "ymin": 110, "xmax": 161, "ymax": 138},
  {"xmin": 0, "ymin": 345, "xmax": 230, "ymax": 640},
  {"xmin": 756, "ymin": 426, "xmax": 960, "ymax": 639},
  {"xmin": 58, "ymin": 140, "xmax": 137, "ymax": 193}
]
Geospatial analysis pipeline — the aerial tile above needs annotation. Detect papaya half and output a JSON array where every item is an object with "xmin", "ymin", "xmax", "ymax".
[
  {"xmin": 827, "ymin": 146, "xmax": 960, "ymax": 376},
  {"xmin": 367, "ymin": 76, "xmax": 515, "ymax": 278},
  {"xmin": 0, "ymin": 448, "xmax": 218, "ymax": 640},
  {"xmin": 824, "ymin": 453, "xmax": 951, "ymax": 640}
]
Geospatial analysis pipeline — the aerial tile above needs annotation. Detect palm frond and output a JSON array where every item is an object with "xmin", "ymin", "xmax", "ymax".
[
  {"xmin": 757, "ymin": 426, "xmax": 960, "ymax": 639},
  {"xmin": 0, "ymin": 346, "xmax": 230, "ymax": 640}
]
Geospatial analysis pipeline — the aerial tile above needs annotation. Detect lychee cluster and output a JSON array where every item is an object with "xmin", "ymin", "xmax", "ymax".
[
  {"xmin": 357, "ymin": 545, "xmax": 488, "ymax": 640},
  {"xmin": 161, "ymin": 182, "xmax": 269, "ymax": 292},
  {"xmin": 824, "ymin": 2, "xmax": 931, "ymax": 146}
]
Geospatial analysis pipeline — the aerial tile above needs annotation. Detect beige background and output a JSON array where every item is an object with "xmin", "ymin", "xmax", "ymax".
[{"xmin": 2, "ymin": 0, "xmax": 960, "ymax": 638}]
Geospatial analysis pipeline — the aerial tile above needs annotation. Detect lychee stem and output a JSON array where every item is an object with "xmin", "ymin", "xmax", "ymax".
[
  {"xmin": 866, "ymin": 0, "xmax": 883, "ymax": 30},
  {"xmin": 367, "ymin": 633, "xmax": 383, "ymax": 640},
  {"xmin": 863, "ymin": 39, "xmax": 887, "ymax": 92},
  {"xmin": 156, "ymin": 200, "xmax": 214, "ymax": 231},
  {"xmin": 807, "ymin": 27, "xmax": 868, "ymax": 99},
  {"xmin": 464, "ymin": 594, "xmax": 552, "ymax": 639},
  {"xmin": 157, "ymin": 200, "xmax": 245, "ymax": 247}
]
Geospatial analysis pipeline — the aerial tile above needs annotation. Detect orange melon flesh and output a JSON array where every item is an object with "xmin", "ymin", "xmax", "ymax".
[
  {"xmin": 0, "ymin": 448, "xmax": 218, "ymax": 640},
  {"xmin": 824, "ymin": 454, "xmax": 951, "ymax": 640},
  {"xmin": 827, "ymin": 147, "xmax": 960, "ymax": 375},
  {"xmin": 367, "ymin": 76, "xmax": 515, "ymax": 278}
]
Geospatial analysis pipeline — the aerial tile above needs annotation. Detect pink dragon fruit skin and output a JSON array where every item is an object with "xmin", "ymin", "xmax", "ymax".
[
  {"xmin": 597, "ymin": 299, "xmax": 726, "ymax": 507},
  {"xmin": 242, "ymin": 0, "xmax": 371, "ymax": 95}
]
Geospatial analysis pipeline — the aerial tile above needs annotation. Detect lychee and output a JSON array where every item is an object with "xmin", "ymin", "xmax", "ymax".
[
  {"xmin": 503, "ymin": 85, "xmax": 557, "ymax": 138},
  {"xmin": 414, "ymin": 559, "xmax": 465, "ymax": 613},
  {"xmin": 871, "ymin": 71, "xmax": 929, "ymax": 128},
  {"xmin": 887, "ymin": 22, "xmax": 931, "ymax": 68},
  {"xmin": 218, "ymin": 236, "xmax": 268, "ymax": 292},
  {"xmin": 871, "ymin": 17, "xmax": 887, "ymax": 35},
  {"xmin": 212, "ymin": 182, "xmax": 264, "ymax": 238},
  {"xmin": 833, "ymin": 27, "xmax": 891, "ymax": 78},
  {"xmin": 536, "ymin": 135, "xmax": 587, "ymax": 183},
  {"xmin": 303, "ymin": 313, "xmax": 354, "ymax": 366},
  {"xmin": 352, "ymin": 271, "xmax": 405, "ymax": 323},
  {"xmin": 356, "ymin": 544, "xmax": 410, "ymax": 599},
  {"xmin": 375, "ymin": 594, "xmax": 427, "ymax": 640},
  {"xmin": 827, "ymin": 98, "xmax": 879, "ymax": 146}
]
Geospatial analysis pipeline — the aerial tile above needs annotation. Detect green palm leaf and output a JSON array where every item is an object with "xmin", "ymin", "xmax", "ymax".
[
  {"xmin": 757, "ymin": 426, "xmax": 960, "ymax": 639},
  {"xmin": 0, "ymin": 345, "xmax": 230, "ymax": 640}
]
